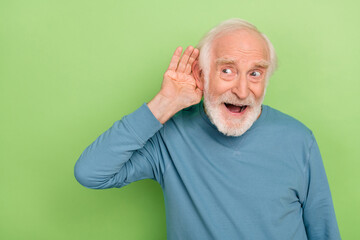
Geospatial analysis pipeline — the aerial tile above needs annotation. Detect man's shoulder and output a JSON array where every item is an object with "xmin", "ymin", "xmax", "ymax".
[{"xmin": 264, "ymin": 105, "xmax": 313, "ymax": 137}]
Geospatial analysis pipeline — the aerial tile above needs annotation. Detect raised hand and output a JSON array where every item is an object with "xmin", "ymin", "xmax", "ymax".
[
  {"xmin": 147, "ymin": 46, "xmax": 203, "ymax": 124},
  {"xmin": 160, "ymin": 46, "xmax": 202, "ymax": 107}
]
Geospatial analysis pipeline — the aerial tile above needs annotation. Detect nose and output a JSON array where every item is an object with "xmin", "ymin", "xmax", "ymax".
[{"xmin": 231, "ymin": 74, "xmax": 250, "ymax": 99}]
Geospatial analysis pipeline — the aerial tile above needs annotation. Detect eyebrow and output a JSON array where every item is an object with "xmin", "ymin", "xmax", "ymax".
[
  {"xmin": 216, "ymin": 58, "xmax": 236, "ymax": 65},
  {"xmin": 215, "ymin": 58, "xmax": 270, "ymax": 69},
  {"xmin": 253, "ymin": 60, "xmax": 270, "ymax": 69}
]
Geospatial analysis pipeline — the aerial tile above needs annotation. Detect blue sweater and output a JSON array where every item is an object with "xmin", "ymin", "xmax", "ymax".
[{"xmin": 74, "ymin": 101, "xmax": 341, "ymax": 240}]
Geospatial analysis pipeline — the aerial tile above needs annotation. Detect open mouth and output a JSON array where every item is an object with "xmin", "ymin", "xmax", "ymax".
[{"xmin": 224, "ymin": 103, "xmax": 248, "ymax": 113}]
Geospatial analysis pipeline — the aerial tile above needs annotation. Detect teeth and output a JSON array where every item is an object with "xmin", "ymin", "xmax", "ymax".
[{"xmin": 225, "ymin": 103, "xmax": 245, "ymax": 107}]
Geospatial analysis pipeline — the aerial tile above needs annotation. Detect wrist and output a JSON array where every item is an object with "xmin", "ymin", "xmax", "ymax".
[{"xmin": 147, "ymin": 93, "xmax": 183, "ymax": 124}]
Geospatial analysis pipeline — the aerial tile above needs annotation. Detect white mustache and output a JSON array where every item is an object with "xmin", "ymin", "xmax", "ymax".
[{"xmin": 216, "ymin": 92, "xmax": 255, "ymax": 106}]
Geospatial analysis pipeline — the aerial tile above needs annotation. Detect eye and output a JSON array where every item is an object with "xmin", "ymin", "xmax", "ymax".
[
  {"xmin": 250, "ymin": 71, "xmax": 261, "ymax": 77},
  {"xmin": 222, "ymin": 68, "xmax": 232, "ymax": 74},
  {"xmin": 220, "ymin": 67, "xmax": 236, "ymax": 80}
]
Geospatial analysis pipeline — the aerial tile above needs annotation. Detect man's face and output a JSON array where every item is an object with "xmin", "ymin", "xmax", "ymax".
[{"xmin": 203, "ymin": 29, "xmax": 270, "ymax": 136}]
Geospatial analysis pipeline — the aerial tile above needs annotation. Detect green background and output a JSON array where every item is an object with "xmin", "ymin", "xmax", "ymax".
[{"xmin": 1, "ymin": 0, "xmax": 359, "ymax": 239}]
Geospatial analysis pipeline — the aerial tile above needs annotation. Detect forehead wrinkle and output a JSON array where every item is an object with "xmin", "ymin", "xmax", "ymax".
[
  {"xmin": 215, "ymin": 57, "xmax": 270, "ymax": 69},
  {"xmin": 212, "ymin": 46, "xmax": 269, "ymax": 68},
  {"xmin": 214, "ymin": 48, "xmax": 266, "ymax": 58}
]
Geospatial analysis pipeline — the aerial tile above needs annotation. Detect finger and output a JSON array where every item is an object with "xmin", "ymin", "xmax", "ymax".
[
  {"xmin": 185, "ymin": 48, "xmax": 199, "ymax": 75},
  {"xmin": 177, "ymin": 46, "xmax": 193, "ymax": 73},
  {"xmin": 167, "ymin": 46, "xmax": 183, "ymax": 71}
]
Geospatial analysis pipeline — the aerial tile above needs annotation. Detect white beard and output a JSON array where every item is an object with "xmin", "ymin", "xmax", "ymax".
[{"xmin": 203, "ymin": 85, "xmax": 265, "ymax": 137}]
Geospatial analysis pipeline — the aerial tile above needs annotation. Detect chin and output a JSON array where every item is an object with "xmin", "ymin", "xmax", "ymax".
[{"xmin": 203, "ymin": 92, "xmax": 263, "ymax": 137}]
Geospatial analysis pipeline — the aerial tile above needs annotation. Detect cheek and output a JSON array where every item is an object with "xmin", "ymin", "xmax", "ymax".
[
  {"xmin": 250, "ymin": 82, "xmax": 266, "ymax": 99},
  {"xmin": 208, "ymin": 69, "xmax": 233, "ymax": 94},
  {"xmin": 208, "ymin": 78, "xmax": 233, "ymax": 96}
]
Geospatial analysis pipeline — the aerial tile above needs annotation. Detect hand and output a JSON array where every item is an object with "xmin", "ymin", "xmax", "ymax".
[
  {"xmin": 148, "ymin": 46, "xmax": 202, "ymax": 124},
  {"xmin": 160, "ymin": 46, "xmax": 203, "ymax": 109}
]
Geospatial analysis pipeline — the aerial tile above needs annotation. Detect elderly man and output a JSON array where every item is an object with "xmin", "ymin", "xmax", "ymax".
[{"xmin": 74, "ymin": 19, "xmax": 341, "ymax": 239}]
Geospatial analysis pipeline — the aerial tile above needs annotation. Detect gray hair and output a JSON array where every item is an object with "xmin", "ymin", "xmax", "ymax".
[{"xmin": 196, "ymin": 18, "xmax": 278, "ymax": 86}]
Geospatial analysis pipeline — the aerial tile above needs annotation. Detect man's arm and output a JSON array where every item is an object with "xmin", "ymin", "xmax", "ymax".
[
  {"xmin": 302, "ymin": 133, "xmax": 341, "ymax": 239},
  {"xmin": 74, "ymin": 46, "xmax": 202, "ymax": 189},
  {"xmin": 74, "ymin": 103, "xmax": 164, "ymax": 189}
]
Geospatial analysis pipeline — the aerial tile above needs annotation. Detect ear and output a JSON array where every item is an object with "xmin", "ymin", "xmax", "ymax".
[{"xmin": 192, "ymin": 60, "xmax": 204, "ymax": 91}]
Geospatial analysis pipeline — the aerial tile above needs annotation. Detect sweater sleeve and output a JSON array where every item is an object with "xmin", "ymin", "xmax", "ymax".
[
  {"xmin": 302, "ymin": 133, "xmax": 341, "ymax": 239},
  {"xmin": 74, "ymin": 103, "xmax": 164, "ymax": 189}
]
